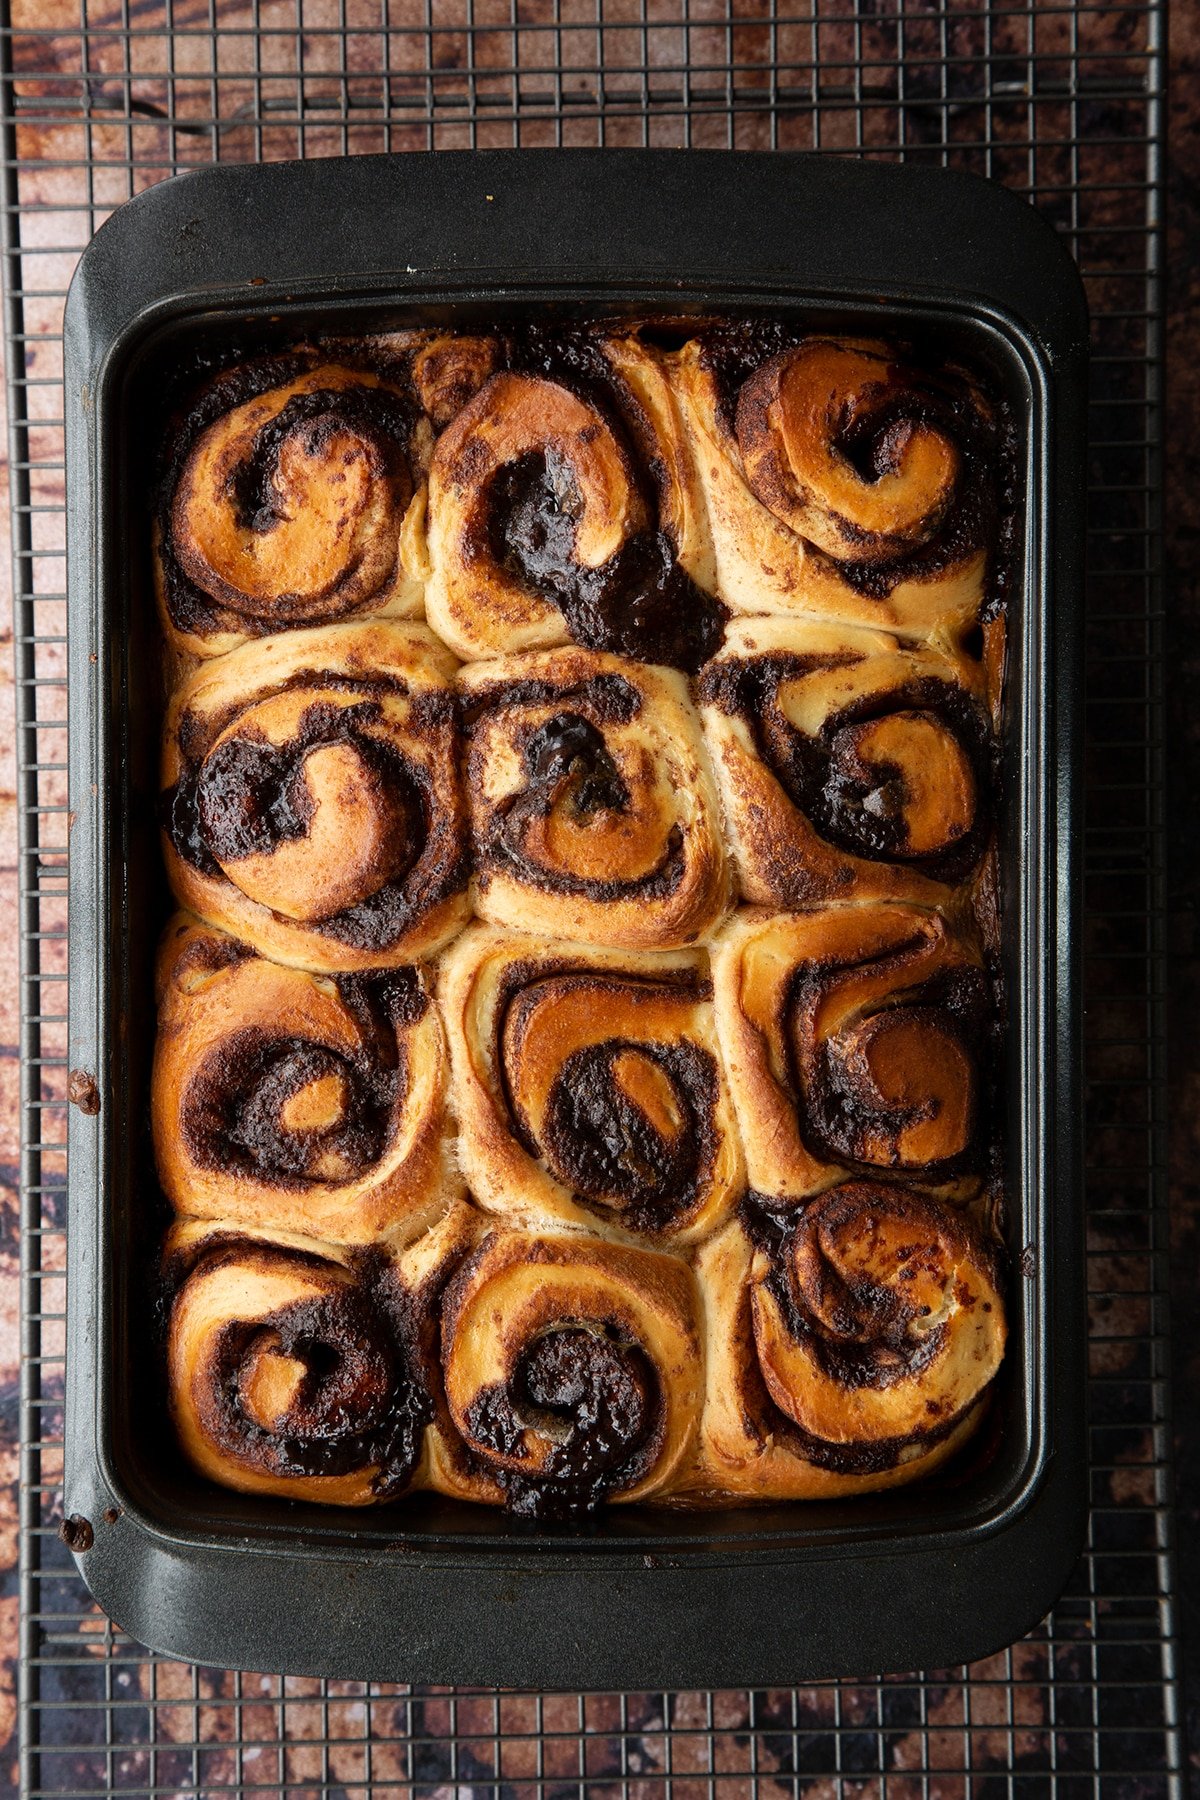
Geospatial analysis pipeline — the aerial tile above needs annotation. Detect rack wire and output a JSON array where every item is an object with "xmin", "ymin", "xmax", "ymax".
[{"xmin": 0, "ymin": 0, "xmax": 1180, "ymax": 1793}]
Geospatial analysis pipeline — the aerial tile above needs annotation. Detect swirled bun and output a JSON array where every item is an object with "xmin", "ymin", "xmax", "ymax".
[
  {"xmin": 439, "ymin": 924, "xmax": 744, "ymax": 1244},
  {"xmin": 164, "ymin": 1202, "xmax": 475, "ymax": 1505},
  {"xmin": 429, "ymin": 1227, "xmax": 702, "ymax": 1518},
  {"xmin": 160, "ymin": 621, "xmax": 470, "ymax": 970},
  {"xmin": 153, "ymin": 915, "xmax": 460, "ymax": 1245},
  {"xmin": 458, "ymin": 646, "xmax": 728, "ymax": 949},
  {"xmin": 696, "ymin": 616, "xmax": 994, "ymax": 907},
  {"xmin": 711, "ymin": 904, "xmax": 991, "ymax": 1203},
  {"xmin": 670, "ymin": 331, "xmax": 999, "ymax": 641},
  {"xmin": 156, "ymin": 356, "xmax": 433, "ymax": 661},
  {"xmin": 688, "ymin": 1187, "xmax": 1004, "ymax": 1499},
  {"xmin": 425, "ymin": 334, "xmax": 724, "ymax": 672}
]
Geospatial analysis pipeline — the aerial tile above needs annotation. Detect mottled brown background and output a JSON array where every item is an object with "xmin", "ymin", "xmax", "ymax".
[{"xmin": 0, "ymin": 0, "xmax": 1194, "ymax": 1792}]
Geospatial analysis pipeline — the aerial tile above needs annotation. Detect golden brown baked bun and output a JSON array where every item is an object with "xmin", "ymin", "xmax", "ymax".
[
  {"xmin": 458, "ymin": 646, "xmax": 728, "ymax": 949},
  {"xmin": 711, "ymin": 904, "xmax": 991, "ymax": 1203},
  {"xmin": 670, "ymin": 332, "xmax": 999, "ymax": 640},
  {"xmin": 688, "ymin": 1185, "xmax": 1004, "ymax": 1499},
  {"xmin": 164, "ymin": 1202, "xmax": 477, "ymax": 1506},
  {"xmin": 696, "ymin": 616, "xmax": 994, "ymax": 908},
  {"xmin": 160, "ymin": 622, "xmax": 470, "ymax": 970},
  {"xmin": 429, "ymin": 1228, "xmax": 702, "ymax": 1517},
  {"xmin": 156, "ymin": 355, "xmax": 433, "ymax": 661},
  {"xmin": 153, "ymin": 916, "xmax": 460, "ymax": 1246},
  {"xmin": 424, "ymin": 334, "xmax": 724, "ymax": 671},
  {"xmin": 438, "ymin": 924, "xmax": 744, "ymax": 1245}
]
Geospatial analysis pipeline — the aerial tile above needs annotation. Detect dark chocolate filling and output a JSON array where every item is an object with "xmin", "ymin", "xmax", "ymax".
[
  {"xmin": 475, "ymin": 706, "xmax": 687, "ymax": 904},
  {"xmin": 164, "ymin": 684, "xmax": 469, "ymax": 951},
  {"xmin": 487, "ymin": 450, "xmax": 725, "ymax": 673},
  {"xmin": 737, "ymin": 1189, "xmax": 987, "ymax": 1475},
  {"xmin": 463, "ymin": 1324, "xmax": 659, "ymax": 1520},
  {"xmin": 471, "ymin": 324, "xmax": 727, "ymax": 673},
  {"xmin": 541, "ymin": 1039, "xmax": 717, "ymax": 1228},
  {"xmin": 158, "ymin": 353, "xmax": 421, "ymax": 637},
  {"xmin": 696, "ymin": 656, "xmax": 994, "ymax": 883},
  {"xmin": 492, "ymin": 961, "xmax": 718, "ymax": 1232},
  {"xmin": 789, "ymin": 958, "xmax": 991, "ymax": 1184},
  {"xmin": 203, "ymin": 1279, "xmax": 428, "ymax": 1497}
]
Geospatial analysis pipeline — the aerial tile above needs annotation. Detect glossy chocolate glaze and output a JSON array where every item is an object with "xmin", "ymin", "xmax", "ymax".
[
  {"xmin": 789, "ymin": 953, "xmax": 993, "ymax": 1183},
  {"xmin": 165, "ymin": 678, "xmax": 469, "ymax": 950},
  {"xmin": 492, "ymin": 959, "xmax": 720, "ymax": 1232},
  {"xmin": 697, "ymin": 655, "xmax": 995, "ymax": 883},
  {"xmin": 698, "ymin": 320, "xmax": 1008, "ymax": 601},
  {"xmin": 739, "ymin": 1188, "xmax": 988, "ymax": 1475},
  {"xmin": 463, "ymin": 1324, "xmax": 658, "ymax": 1520}
]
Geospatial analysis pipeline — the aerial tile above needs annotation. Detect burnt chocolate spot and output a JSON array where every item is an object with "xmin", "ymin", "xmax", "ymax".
[{"xmin": 463, "ymin": 1325, "xmax": 658, "ymax": 1520}]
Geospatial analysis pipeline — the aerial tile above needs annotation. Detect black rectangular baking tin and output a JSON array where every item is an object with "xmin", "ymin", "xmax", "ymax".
[{"xmin": 62, "ymin": 149, "xmax": 1088, "ymax": 1689}]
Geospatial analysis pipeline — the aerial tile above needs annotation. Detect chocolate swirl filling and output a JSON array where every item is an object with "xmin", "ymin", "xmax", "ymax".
[
  {"xmin": 739, "ymin": 1186, "xmax": 1001, "ymax": 1476},
  {"xmin": 159, "ymin": 353, "xmax": 421, "ymax": 638},
  {"xmin": 788, "ymin": 948, "xmax": 992, "ymax": 1184},
  {"xmin": 697, "ymin": 655, "xmax": 994, "ymax": 884},
  {"xmin": 494, "ymin": 961, "xmax": 721, "ymax": 1233},
  {"xmin": 463, "ymin": 1324, "xmax": 660, "ymax": 1521},
  {"xmin": 178, "ymin": 1245, "xmax": 430, "ymax": 1497},
  {"xmin": 456, "ymin": 329, "xmax": 726, "ymax": 673},
  {"xmin": 697, "ymin": 320, "xmax": 1004, "ymax": 601},
  {"xmin": 178, "ymin": 971, "xmax": 426, "ymax": 1187},
  {"xmin": 164, "ymin": 676, "xmax": 469, "ymax": 951},
  {"xmin": 466, "ymin": 674, "xmax": 688, "ymax": 904}
]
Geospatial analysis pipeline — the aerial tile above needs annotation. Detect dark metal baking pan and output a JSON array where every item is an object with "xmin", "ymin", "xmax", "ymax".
[{"xmin": 62, "ymin": 148, "xmax": 1089, "ymax": 1689}]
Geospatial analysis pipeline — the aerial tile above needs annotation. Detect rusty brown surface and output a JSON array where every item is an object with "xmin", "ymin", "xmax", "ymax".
[{"xmin": 0, "ymin": 0, "xmax": 1194, "ymax": 1792}]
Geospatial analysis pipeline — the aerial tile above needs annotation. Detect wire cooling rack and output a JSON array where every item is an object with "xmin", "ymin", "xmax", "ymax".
[{"xmin": 0, "ymin": 0, "xmax": 1181, "ymax": 1794}]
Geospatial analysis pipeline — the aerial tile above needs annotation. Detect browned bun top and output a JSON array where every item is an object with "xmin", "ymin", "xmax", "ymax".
[
  {"xmin": 159, "ymin": 353, "xmax": 428, "ymax": 649},
  {"xmin": 438, "ymin": 1228, "xmax": 701, "ymax": 1519},
  {"xmin": 167, "ymin": 1236, "xmax": 429, "ymax": 1502},
  {"xmin": 160, "ymin": 623, "xmax": 471, "ymax": 969},
  {"xmin": 742, "ymin": 1182, "xmax": 1006, "ymax": 1471},
  {"xmin": 425, "ymin": 329, "xmax": 725, "ymax": 670}
]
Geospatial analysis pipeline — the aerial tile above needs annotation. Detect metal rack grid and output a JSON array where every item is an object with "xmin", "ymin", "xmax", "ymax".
[{"xmin": 0, "ymin": 0, "xmax": 1179, "ymax": 1793}]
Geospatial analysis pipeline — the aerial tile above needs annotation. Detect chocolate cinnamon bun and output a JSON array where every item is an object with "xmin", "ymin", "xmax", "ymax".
[
  {"xmin": 439, "ymin": 925, "xmax": 744, "ymax": 1244},
  {"xmin": 696, "ymin": 617, "xmax": 995, "ymax": 907},
  {"xmin": 671, "ymin": 329, "xmax": 1001, "ymax": 639},
  {"xmin": 458, "ymin": 646, "xmax": 728, "ymax": 949},
  {"xmin": 711, "ymin": 904, "xmax": 992, "ymax": 1202},
  {"xmin": 156, "ymin": 355, "xmax": 433, "ymax": 661},
  {"xmin": 431, "ymin": 1228, "xmax": 702, "ymax": 1518},
  {"xmin": 153, "ymin": 916, "xmax": 460, "ymax": 1245},
  {"xmin": 425, "ymin": 331, "xmax": 723, "ymax": 671},
  {"xmin": 161, "ymin": 622, "xmax": 470, "ymax": 970},
  {"xmin": 164, "ymin": 1217, "xmax": 462, "ymax": 1506},
  {"xmin": 689, "ymin": 1185, "xmax": 1005, "ymax": 1498}
]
